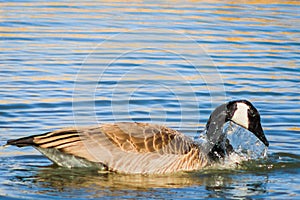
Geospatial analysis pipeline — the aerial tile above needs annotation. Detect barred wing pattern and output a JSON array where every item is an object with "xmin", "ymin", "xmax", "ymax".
[{"xmin": 7, "ymin": 122, "xmax": 209, "ymax": 174}]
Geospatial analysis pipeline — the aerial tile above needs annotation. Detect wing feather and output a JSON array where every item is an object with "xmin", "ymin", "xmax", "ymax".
[{"xmin": 8, "ymin": 122, "xmax": 209, "ymax": 174}]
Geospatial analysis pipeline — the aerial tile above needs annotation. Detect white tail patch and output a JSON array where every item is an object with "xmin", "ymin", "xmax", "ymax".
[{"xmin": 231, "ymin": 103, "xmax": 249, "ymax": 129}]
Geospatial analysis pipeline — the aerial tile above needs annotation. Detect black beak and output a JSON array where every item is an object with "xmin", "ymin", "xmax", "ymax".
[{"xmin": 248, "ymin": 121, "xmax": 269, "ymax": 147}]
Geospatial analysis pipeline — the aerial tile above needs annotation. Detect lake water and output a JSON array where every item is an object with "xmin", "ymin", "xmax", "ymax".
[{"xmin": 1, "ymin": 0, "xmax": 299, "ymax": 199}]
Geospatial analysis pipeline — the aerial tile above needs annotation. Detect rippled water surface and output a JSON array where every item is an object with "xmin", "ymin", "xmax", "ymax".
[{"xmin": 1, "ymin": 0, "xmax": 300, "ymax": 199}]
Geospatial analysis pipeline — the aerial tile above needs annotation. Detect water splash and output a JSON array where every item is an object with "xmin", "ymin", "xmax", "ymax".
[
  {"xmin": 224, "ymin": 122, "xmax": 268, "ymax": 163},
  {"xmin": 196, "ymin": 122, "xmax": 268, "ymax": 168}
]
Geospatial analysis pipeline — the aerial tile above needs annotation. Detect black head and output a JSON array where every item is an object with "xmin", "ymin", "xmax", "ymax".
[
  {"xmin": 205, "ymin": 100, "xmax": 269, "ymax": 160},
  {"xmin": 226, "ymin": 100, "xmax": 269, "ymax": 147}
]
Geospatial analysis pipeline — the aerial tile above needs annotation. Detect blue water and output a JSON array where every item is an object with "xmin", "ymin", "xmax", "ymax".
[{"xmin": 1, "ymin": 0, "xmax": 300, "ymax": 199}]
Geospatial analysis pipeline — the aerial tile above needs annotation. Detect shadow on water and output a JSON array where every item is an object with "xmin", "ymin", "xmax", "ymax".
[{"xmin": 4, "ymin": 152, "xmax": 299, "ymax": 199}]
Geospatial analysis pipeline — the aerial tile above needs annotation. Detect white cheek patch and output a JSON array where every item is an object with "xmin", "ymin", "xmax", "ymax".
[{"xmin": 231, "ymin": 103, "xmax": 249, "ymax": 129}]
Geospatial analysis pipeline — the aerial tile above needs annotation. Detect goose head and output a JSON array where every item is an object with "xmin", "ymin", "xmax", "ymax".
[{"xmin": 205, "ymin": 100, "xmax": 269, "ymax": 160}]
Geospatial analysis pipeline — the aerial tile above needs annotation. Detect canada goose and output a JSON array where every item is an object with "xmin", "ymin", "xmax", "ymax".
[{"xmin": 5, "ymin": 100, "xmax": 269, "ymax": 174}]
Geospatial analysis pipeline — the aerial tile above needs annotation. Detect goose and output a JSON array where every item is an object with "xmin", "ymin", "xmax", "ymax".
[{"xmin": 5, "ymin": 100, "xmax": 269, "ymax": 174}]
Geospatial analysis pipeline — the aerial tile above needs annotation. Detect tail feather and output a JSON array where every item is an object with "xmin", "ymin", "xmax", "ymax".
[
  {"xmin": 6, "ymin": 136, "xmax": 35, "ymax": 147},
  {"xmin": 4, "ymin": 130, "xmax": 102, "ymax": 168},
  {"xmin": 6, "ymin": 132, "xmax": 51, "ymax": 147}
]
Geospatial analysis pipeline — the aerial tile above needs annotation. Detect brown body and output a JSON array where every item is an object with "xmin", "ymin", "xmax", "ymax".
[{"xmin": 7, "ymin": 122, "xmax": 209, "ymax": 174}]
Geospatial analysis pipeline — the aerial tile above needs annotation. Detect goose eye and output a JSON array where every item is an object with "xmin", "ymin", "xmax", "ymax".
[{"xmin": 248, "ymin": 109, "xmax": 256, "ymax": 117}]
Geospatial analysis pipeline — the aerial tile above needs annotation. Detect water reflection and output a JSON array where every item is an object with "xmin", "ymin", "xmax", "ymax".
[
  {"xmin": 10, "ymin": 151, "xmax": 297, "ymax": 199},
  {"xmin": 28, "ymin": 166, "xmax": 269, "ymax": 198}
]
